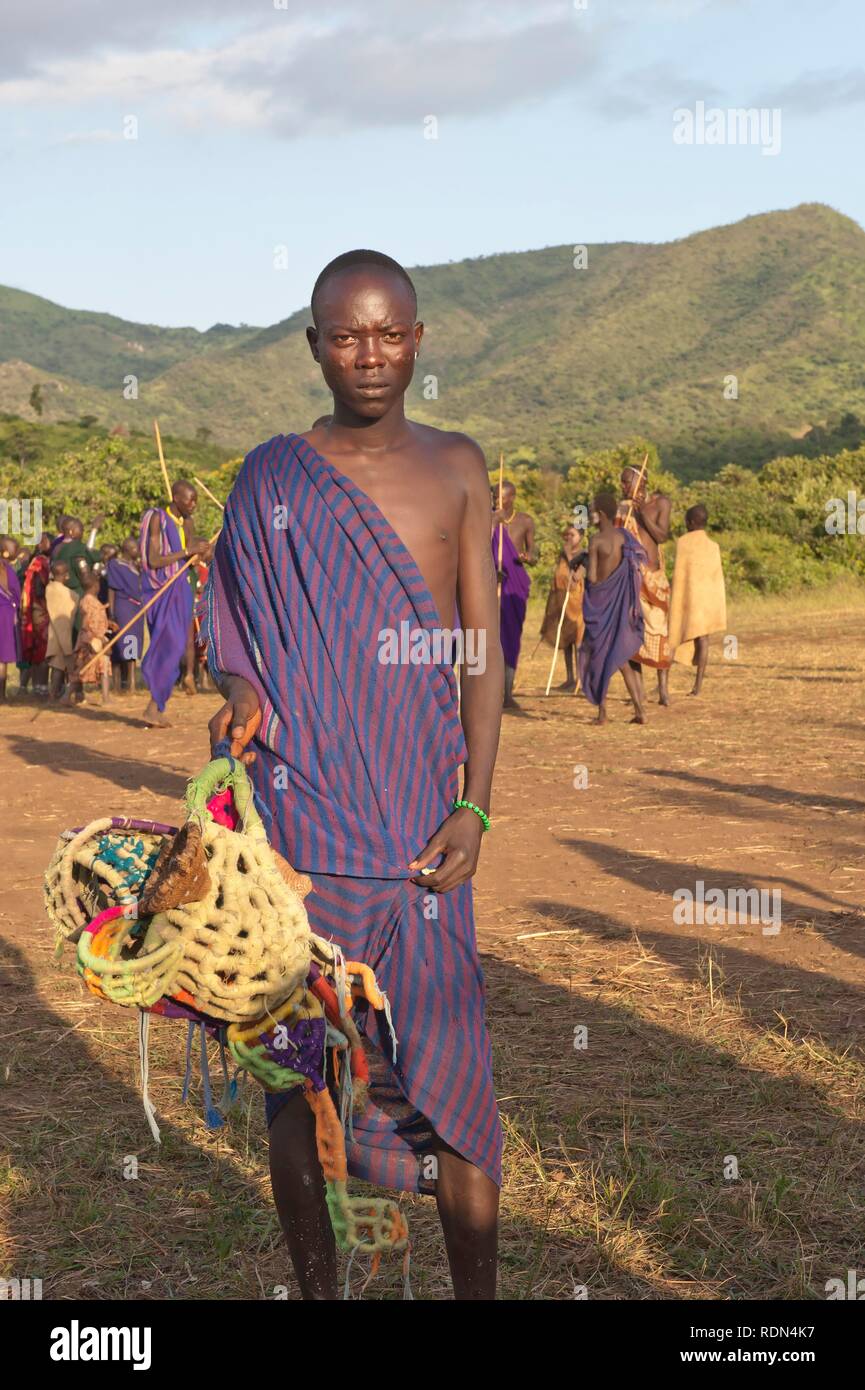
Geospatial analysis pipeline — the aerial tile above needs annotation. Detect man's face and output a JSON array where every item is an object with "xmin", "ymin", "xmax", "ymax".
[
  {"xmin": 621, "ymin": 468, "xmax": 646, "ymax": 502},
  {"xmin": 173, "ymin": 487, "xmax": 198, "ymax": 519},
  {"xmin": 69, "ymin": 520, "xmax": 83, "ymax": 540},
  {"xmin": 52, "ymin": 563, "xmax": 69, "ymax": 583},
  {"xmin": 308, "ymin": 269, "xmax": 421, "ymax": 419}
]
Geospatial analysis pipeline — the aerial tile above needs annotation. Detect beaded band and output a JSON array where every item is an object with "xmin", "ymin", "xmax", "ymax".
[{"xmin": 452, "ymin": 798, "xmax": 491, "ymax": 832}]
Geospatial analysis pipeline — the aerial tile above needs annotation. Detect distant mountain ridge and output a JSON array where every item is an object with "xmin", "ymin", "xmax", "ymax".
[{"xmin": 2, "ymin": 203, "xmax": 864, "ymax": 479}]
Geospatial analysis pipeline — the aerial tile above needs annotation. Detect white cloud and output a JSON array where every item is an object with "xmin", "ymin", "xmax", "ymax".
[
  {"xmin": 757, "ymin": 67, "xmax": 865, "ymax": 114},
  {"xmin": 0, "ymin": 10, "xmax": 605, "ymax": 137},
  {"xmin": 0, "ymin": 1, "xmax": 754, "ymax": 140},
  {"xmin": 593, "ymin": 62, "xmax": 726, "ymax": 121}
]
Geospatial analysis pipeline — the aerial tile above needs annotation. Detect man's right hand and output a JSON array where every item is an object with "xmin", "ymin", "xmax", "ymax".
[
  {"xmin": 208, "ymin": 676, "xmax": 261, "ymax": 765},
  {"xmin": 189, "ymin": 539, "xmax": 210, "ymax": 558}
]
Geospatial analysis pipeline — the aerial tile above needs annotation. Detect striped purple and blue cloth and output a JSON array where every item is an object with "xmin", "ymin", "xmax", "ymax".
[
  {"xmin": 203, "ymin": 433, "xmax": 501, "ymax": 1189},
  {"xmin": 139, "ymin": 508, "xmax": 193, "ymax": 712}
]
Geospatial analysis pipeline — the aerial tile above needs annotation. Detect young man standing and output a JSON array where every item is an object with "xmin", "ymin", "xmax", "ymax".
[
  {"xmin": 617, "ymin": 465, "xmax": 672, "ymax": 705},
  {"xmin": 139, "ymin": 481, "xmax": 210, "ymax": 727},
  {"xmin": 580, "ymin": 494, "xmax": 647, "ymax": 725},
  {"xmin": 668, "ymin": 503, "xmax": 727, "ymax": 695},
  {"xmin": 491, "ymin": 480, "xmax": 536, "ymax": 708},
  {"xmin": 205, "ymin": 250, "xmax": 504, "ymax": 1300}
]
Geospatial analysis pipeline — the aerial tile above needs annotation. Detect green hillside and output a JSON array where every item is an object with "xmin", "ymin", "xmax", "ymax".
[
  {"xmin": 2, "ymin": 204, "xmax": 864, "ymax": 480},
  {"xmin": 0, "ymin": 284, "xmax": 259, "ymax": 388}
]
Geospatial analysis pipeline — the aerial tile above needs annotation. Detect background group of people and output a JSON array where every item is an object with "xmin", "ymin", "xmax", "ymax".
[
  {"xmin": 1, "ymin": 466, "xmax": 726, "ymax": 723},
  {"xmin": 0, "ymin": 482, "xmax": 213, "ymax": 715},
  {"xmin": 496, "ymin": 469, "xmax": 728, "ymax": 722}
]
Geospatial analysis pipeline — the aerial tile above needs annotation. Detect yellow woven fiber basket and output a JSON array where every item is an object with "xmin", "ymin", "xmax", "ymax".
[{"xmin": 141, "ymin": 800, "xmax": 312, "ymax": 1022}]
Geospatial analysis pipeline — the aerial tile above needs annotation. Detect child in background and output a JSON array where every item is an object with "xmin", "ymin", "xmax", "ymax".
[
  {"xmin": 46, "ymin": 560, "xmax": 79, "ymax": 700},
  {"xmin": 106, "ymin": 537, "xmax": 144, "ymax": 694},
  {"xmin": 70, "ymin": 573, "xmax": 116, "ymax": 704}
]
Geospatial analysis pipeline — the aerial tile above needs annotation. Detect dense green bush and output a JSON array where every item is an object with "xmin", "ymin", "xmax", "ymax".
[
  {"xmin": 493, "ymin": 440, "xmax": 865, "ymax": 595},
  {"xmin": 0, "ymin": 430, "xmax": 230, "ymax": 543},
  {"xmin": 1, "ymin": 414, "xmax": 862, "ymax": 597}
]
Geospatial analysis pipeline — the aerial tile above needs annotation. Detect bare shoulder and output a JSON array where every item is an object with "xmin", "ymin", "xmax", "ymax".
[{"xmin": 410, "ymin": 421, "xmax": 487, "ymax": 477}]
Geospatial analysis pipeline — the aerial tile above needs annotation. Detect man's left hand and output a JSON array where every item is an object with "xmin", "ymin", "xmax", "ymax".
[{"xmin": 408, "ymin": 807, "xmax": 485, "ymax": 892}]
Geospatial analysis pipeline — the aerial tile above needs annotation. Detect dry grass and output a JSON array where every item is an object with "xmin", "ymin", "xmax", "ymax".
[{"xmin": 2, "ymin": 584, "xmax": 865, "ymax": 1298}]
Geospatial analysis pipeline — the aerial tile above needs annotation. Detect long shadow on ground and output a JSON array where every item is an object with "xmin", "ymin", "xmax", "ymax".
[{"xmin": 1, "ymin": 734, "xmax": 190, "ymax": 799}]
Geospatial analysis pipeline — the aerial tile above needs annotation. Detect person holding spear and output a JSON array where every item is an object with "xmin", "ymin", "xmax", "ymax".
[
  {"xmin": 616, "ymin": 456, "xmax": 673, "ymax": 707},
  {"xmin": 137, "ymin": 479, "xmax": 212, "ymax": 727},
  {"xmin": 541, "ymin": 523, "xmax": 587, "ymax": 694}
]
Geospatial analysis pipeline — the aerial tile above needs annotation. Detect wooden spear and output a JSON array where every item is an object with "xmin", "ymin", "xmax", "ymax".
[
  {"xmin": 193, "ymin": 476, "xmax": 225, "ymax": 512},
  {"xmin": 544, "ymin": 565, "xmax": 575, "ymax": 696},
  {"xmin": 623, "ymin": 452, "xmax": 650, "ymax": 530},
  {"xmin": 153, "ymin": 420, "xmax": 172, "ymax": 502}
]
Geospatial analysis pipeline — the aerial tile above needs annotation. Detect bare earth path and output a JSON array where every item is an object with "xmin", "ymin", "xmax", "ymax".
[{"xmin": 2, "ymin": 595, "xmax": 864, "ymax": 1299}]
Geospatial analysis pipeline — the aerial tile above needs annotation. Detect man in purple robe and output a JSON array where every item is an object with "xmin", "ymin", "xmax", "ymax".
[
  {"xmin": 579, "ymin": 493, "xmax": 647, "ymax": 725},
  {"xmin": 491, "ymin": 480, "xmax": 535, "ymax": 709},
  {"xmin": 204, "ymin": 250, "xmax": 503, "ymax": 1300},
  {"xmin": 139, "ymin": 481, "xmax": 209, "ymax": 726},
  {"xmin": 0, "ymin": 537, "xmax": 22, "ymax": 701}
]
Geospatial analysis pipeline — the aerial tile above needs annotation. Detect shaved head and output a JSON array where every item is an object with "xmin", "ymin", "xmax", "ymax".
[
  {"xmin": 171, "ymin": 479, "xmax": 198, "ymax": 519},
  {"xmin": 311, "ymin": 250, "xmax": 416, "ymax": 326}
]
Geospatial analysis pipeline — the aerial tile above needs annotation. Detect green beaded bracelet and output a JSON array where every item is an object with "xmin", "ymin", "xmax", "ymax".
[{"xmin": 453, "ymin": 798, "xmax": 491, "ymax": 831}]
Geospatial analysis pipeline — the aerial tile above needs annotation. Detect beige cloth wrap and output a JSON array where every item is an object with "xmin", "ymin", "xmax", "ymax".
[
  {"xmin": 668, "ymin": 529, "xmax": 727, "ymax": 665},
  {"xmin": 45, "ymin": 580, "xmax": 79, "ymax": 673}
]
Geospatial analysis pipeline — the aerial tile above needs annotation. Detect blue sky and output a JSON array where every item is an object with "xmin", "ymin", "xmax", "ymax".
[{"xmin": 0, "ymin": 0, "xmax": 861, "ymax": 329}]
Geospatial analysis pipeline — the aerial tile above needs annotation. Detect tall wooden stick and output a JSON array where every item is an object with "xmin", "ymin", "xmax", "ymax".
[
  {"xmin": 193, "ymin": 475, "xmax": 225, "ymax": 511},
  {"xmin": 623, "ymin": 452, "xmax": 649, "ymax": 530},
  {"xmin": 496, "ymin": 452, "xmax": 504, "ymax": 606},
  {"xmin": 153, "ymin": 420, "xmax": 172, "ymax": 502},
  {"xmin": 79, "ymin": 528, "xmax": 220, "ymax": 679},
  {"xmin": 544, "ymin": 567, "xmax": 574, "ymax": 696}
]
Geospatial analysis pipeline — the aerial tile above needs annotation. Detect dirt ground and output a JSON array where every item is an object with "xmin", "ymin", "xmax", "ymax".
[{"xmin": 2, "ymin": 591, "xmax": 864, "ymax": 1300}]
